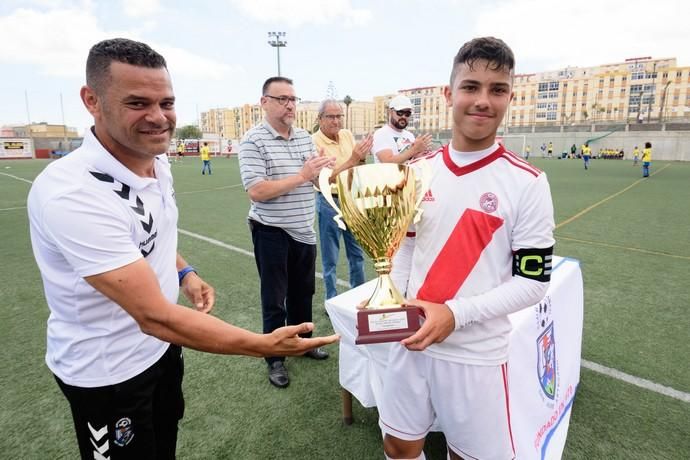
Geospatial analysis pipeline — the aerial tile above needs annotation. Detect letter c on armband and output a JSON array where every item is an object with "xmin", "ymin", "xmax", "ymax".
[{"xmin": 513, "ymin": 247, "xmax": 553, "ymax": 282}]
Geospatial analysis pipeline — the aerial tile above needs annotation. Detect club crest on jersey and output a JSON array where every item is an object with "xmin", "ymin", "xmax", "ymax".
[
  {"xmin": 113, "ymin": 417, "xmax": 134, "ymax": 447},
  {"xmin": 479, "ymin": 192, "xmax": 498, "ymax": 213},
  {"xmin": 537, "ymin": 322, "xmax": 557, "ymax": 400}
]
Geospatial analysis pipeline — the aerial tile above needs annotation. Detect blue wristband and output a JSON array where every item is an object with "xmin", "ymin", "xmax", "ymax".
[{"xmin": 178, "ymin": 266, "xmax": 197, "ymax": 285}]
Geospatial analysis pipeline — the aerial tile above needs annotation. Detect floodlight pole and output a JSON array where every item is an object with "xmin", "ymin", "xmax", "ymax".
[{"xmin": 267, "ymin": 32, "xmax": 287, "ymax": 76}]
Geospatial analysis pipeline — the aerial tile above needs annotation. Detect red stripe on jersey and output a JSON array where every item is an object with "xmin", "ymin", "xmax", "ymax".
[
  {"xmin": 503, "ymin": 149, "xmax": 542, "ymax": 174},
  {"xmin": 500, "ymin": 153, "xmax": 541, "ymax": 177},
  {"xmin": 416, "ymin": 208, "xmax": 504, "ymax": 303},
  {"xmin": 502, "ymin": 363, "xmax": 517, "ymax": 456},
  {"xmin": 442, "ymin": 144, "xmax": 506, "ymax": 176}
]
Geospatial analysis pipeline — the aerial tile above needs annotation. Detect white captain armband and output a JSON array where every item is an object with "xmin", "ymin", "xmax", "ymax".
[{"xmin": 512, "ymin": 247, "xmax": 553, "ymax": 282}]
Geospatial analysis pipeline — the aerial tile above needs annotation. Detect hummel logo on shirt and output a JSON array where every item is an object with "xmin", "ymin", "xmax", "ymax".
[{"xmin": 89, "ymin": 171, "xmax": 157, "ymax": 257}]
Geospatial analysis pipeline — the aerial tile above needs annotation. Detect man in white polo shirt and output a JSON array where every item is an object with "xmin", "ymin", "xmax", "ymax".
[
  {"xmin": 28, "ymin": 38, "xmax": 337, "ymax": 460},
  {"xmin": 372, "ymin": 94, "xmax": 433, "ymax": 164}
]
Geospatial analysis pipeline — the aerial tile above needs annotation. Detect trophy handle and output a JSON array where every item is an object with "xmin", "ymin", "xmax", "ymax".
[
  {"xmin": 318, "ymin": 168, "xmax": 347, "ymax": 230},
  {"xmin": 412, "ymin": 159, "xmax": 431, "ymax": 224}
]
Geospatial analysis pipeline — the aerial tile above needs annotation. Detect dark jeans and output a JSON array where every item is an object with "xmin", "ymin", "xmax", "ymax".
[
  {"xmin": 55, "ymin": 345, "xmax": 185, "ymax": 460},
  {"xmin": 250, "ymin": 220, "xmax": 316, "ymax": 365}
]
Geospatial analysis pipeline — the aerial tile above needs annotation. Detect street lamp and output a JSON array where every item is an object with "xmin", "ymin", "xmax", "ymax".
[{"xmin": 267, "ymin": 32, "xmax": 287, "ymax": 76}]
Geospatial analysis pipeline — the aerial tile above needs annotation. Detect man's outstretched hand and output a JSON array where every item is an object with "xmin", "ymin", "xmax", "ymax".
[{"xmin": 265, "ymin": 323, "xmax": 339, "ymax": 356}]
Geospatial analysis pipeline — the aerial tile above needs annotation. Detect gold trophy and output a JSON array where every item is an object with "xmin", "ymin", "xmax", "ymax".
[{"xmin": 319, "ymin": 162, "xmax": 429, "ymax": 344}]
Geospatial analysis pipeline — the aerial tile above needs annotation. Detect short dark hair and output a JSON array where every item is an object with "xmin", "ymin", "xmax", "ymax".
[
  {"xmin": 645, "ymin": 141, "xmax": 652, "ymax": 148},
  {"xmin": 262, "ymin": 76, "xmax": 293, "ymax": 96},
  {"xmin": 86, "ymin": 38, "xmax": 167, "ymax": 94},
  {"xmin": 450, "ymin": 37, "xmax": 515, "ymax": 85}
]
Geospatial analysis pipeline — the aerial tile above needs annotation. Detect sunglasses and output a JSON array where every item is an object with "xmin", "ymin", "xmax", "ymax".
[{"xmin": 395, "ymin": 110, "xmax": 413, "ymax": 117}]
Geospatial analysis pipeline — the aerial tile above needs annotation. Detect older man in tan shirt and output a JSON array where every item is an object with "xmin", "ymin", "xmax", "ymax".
[{"xmin": 312, "ymin": 99, "xmax": 373, "ymax": 302}]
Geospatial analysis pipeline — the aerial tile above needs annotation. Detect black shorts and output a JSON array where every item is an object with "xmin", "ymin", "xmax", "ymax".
[{"xmin": 55, "ymin": 344, "xmax": 185, "ymax": 460}]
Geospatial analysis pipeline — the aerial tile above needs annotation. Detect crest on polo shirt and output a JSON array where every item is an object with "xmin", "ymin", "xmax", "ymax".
[
  {"xmin": 89, "ymin": 171, "xmax": 157, "ymax": 257},
  {"xmin": 113, "ymin": 417, "xmax": 134, "ymax": 447}
]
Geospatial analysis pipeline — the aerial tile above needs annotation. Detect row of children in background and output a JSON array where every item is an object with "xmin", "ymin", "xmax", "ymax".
[{"xmin": 523, "ymin": 142, "xmax": 652, "ymax": 177}]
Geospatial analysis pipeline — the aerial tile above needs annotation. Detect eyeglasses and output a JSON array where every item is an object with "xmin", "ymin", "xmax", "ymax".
[
  {"xmin": 321, "ymin": 114, "xmax": 344, "ymax": 121},
  {"xmin": 264, "ymin": 95, "xmax": 301, "ymax": 106},
  {"xmin": 395, "ymin": 110, "xmax": 413, "ymax": 117}
]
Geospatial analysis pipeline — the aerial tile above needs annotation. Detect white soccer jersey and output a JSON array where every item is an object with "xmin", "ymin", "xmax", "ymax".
[
  {"xmin": 400, "ymin": 143, "xmax": 555, "ymax": 365},
  {"xmin": 28, "ymin": 129, "xmax": 178, "ymax": 387}
]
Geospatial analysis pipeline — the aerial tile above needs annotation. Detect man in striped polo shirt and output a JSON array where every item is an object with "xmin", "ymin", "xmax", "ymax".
[{"xmin": 239, "ymin": 76, "xmax": 336, "ymax": 388}]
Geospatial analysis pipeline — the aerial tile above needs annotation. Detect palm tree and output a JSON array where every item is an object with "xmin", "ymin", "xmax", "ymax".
[{"xmin": 343, "ymin": 95, "xmax": 352, "ymax": 130}]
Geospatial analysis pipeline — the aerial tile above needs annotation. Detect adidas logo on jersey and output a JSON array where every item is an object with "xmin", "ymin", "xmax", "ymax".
[{"xmin": 422, "ymin": 189, "xmax": 435, "ymax": 202}]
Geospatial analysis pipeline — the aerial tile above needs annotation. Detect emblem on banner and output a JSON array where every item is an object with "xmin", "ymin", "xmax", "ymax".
[
  {"xmin": 537, "ymin": 322, "xmax": 557, "ymax": 400},
  {"xmin": 536, "ymin": 296, "xmax": 552, "ymax": 328}
]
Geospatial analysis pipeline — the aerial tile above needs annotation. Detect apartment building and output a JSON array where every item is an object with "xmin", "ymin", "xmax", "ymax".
[
  {"xmin": 201, "ymin": 56, "xmax": 690, "ymax": 139},
  {"xmin": 201, "ymin": 100, "xmax": 376, "ymax": 138},
  {"xmin": 9, "ymin": 122, "xmax": 79, "ymax": 139},
  {"xmin": 511, "ymin": 57, "xmax": 689, "ymax": 126}
]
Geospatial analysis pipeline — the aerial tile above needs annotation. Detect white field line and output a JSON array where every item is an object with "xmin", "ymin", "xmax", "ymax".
[
  {"xmin": 178, "ymin": 228, "xmax": 348, "ymax": 287},
  {"xmin": 176, "ymin": 183, "xmax": 244, "ymax": 195},
  {"xmin": 0, "ymin": 206, "xmax": 27, "ymax": 212},
  {"xmin": 581, "ymin": 359, "xmax": 689, "ymax": 403},
  {"xmin": 0, "ymin": 172, "xmax": 33, "ymax": 184}
]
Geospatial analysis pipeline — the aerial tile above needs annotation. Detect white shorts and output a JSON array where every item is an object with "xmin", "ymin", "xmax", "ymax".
[{"xmin": 378, "ymin": 345, "xmax": 515, "ymax": 460}]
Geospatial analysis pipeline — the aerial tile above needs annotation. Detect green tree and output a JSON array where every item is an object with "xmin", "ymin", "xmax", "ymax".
[
  {"xmin": 343, "ymin": 95, "xmax": 352, "ymax": 130},
  {"xmin": 176, "ymin": 125, "xmax": 201, "ymax": 139}
]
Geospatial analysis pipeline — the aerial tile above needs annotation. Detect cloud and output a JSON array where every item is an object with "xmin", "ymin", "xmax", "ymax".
[
  {"xmin": 471, "ymin": 0, "xmax": 689, "ymax": 73},
  {"xmin": 229, "ymin": 0, "xmax": 372, "ymax": 27},
  {"xmin": 122, "ymin": 0, "xmax": 161, "ymax": 18},
  {"xmin": 160, "ymin": 46, "xmax": 243, "ymax": 80},
  {"xmin": 0, "ymin": 6, "xmax": 239, "ymax": 80},
  {"xmin": 0, "ymin": 8, "xmax": 105, "ymax": 77}
]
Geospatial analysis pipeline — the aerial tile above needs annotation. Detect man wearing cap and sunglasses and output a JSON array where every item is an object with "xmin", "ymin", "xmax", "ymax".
[{"xmin": 372, "ymin": 94, "xmax": 433, "ymax": 164}]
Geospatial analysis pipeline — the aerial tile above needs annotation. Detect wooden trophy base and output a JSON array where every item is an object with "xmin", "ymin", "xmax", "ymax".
[{"xmin": 355, "ymin": 305, "xmax": 424, "ymax": 345}]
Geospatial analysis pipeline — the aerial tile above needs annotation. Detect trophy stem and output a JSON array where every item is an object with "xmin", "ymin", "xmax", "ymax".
[
  {"xmin": 373, "ymin": 257, "xmax": 393, "ymax": 275},
  {"xmin": 366, "ymin": 272, "xmax": 405, "ymax": 309}
]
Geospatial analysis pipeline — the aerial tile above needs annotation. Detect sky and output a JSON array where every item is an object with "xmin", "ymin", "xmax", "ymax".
[{"xmin": 1, "ymin": 0, "xmax": 688, "ymax": 135}]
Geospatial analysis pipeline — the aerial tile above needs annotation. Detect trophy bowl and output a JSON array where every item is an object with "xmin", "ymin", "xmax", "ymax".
[{"xmin": 319, "ymin": 162, "xmax": 428, "ymax": 344}]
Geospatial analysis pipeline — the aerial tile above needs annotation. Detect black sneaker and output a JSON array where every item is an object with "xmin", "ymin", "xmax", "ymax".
[
  {"xmin": 268, "ymin": 361, "xmax": 289, "ymax": 388},
  {"xmin": 303, "ymin": 347, "xmax": 329, "ymax": 360}
]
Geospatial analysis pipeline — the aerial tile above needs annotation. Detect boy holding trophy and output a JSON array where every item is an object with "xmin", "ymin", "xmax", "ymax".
[{"xmin": 378, "ymin": 37, "xmax": 556, "ymax": 460}]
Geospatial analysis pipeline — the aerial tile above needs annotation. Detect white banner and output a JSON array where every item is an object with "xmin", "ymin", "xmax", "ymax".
[
  {"xmin": 1, "ymin": 138, "xmax": 33, "ymax": 158},
  {"xmin": 325, "ymin": 256, "xmax": 583, "ymax": 460}
]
